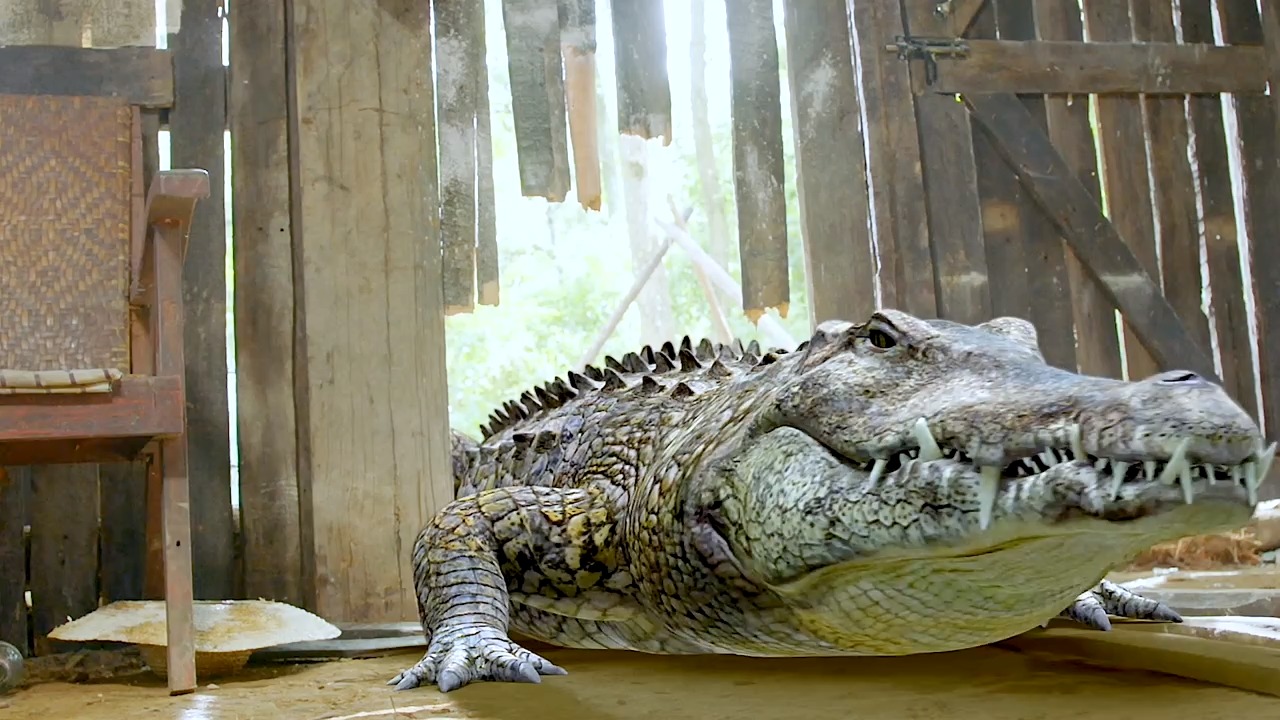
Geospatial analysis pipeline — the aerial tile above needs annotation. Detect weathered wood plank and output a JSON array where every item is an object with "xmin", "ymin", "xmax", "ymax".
[
  {"xmin": 929, "ymin": 40, "xmax": 1269, "ymax": 95},
  {"xmin": 168, "ymin": 0, "xmax": 234, "ymax": 602},
  {"xmin": 1178, "ymin": 0, "xmax": 1255, "ymax": 416},
  {"xmin": 501, "ymin": 0, "xmax": 571, "ymax": 200},
  {"xmin": 849, "ymin": 0, "xmax": 934, "ymax": 315},
  {"xmin": 98, "ymin": 462, "xmax": 146, "ymax": 603},
  {"xmin": 228, "ymin": 0, "xmax": 304, "ymax": 608},
  {"xmin": 1220, "ymin": 2, "xmax": 1280, "ymax": 448},
  {"xmin": 0, "ymin": 467, "xmax": 29, "ymax": 655},
  {"xmin": 781, "ymin": 0, "xmax": 876, "ymax": 325},
  {"xmin": 475, "ymin": 0, "xmax": 500, "ymax": 308},
  {"xmin": 436, "ymin": 0, "xmax": 480, "ymax": 313},
  {"xmin": 725, "ymin": 0, "xmax": 789, "ymax": 322},
  {"xmin": 290, "ymin": 0, "xmax": 456, "ymax": 622},
  {"xmin": 1082, "ymin": 0, "xmax": 1160, "ymax": 380},
  {"xmin": 29, "ymin": 464, "xmax": 99, "ymax": 654},
  {"xmin": 965, "ymin": 92, "xmax": 1216, "ymax": 379},
  {"xmin": 610, "ymin": 0, "xmax": 671, "ymax": 144},
  {"xmin": 993, "ymin": 0, "xmax": 1076, "ymax": 371},
  {"xmin": 900, "ymin": 0, "xmax": 990, "ymax": 325},
  {"xmin": 0, "ymin": 46, "xmax": 173, "ymax": 106},
  {"xmin": 1131, "ymin": 1, "xmax": 1213, "ymax": 372},
  {"xmin": 1033, "ymin": 0, "xmax": 1122, "ymax": 379},
  {"xmin": 970, "ymin": 5, "xmax": 1030, "ymax": 322},
  {"xmin": 561, "ymin": 0, "xmax": 601, "ymax": 211}
]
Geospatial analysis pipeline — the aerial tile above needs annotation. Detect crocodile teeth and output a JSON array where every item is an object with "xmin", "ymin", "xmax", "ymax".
[
  {"xmin": 1143, "ymin": 460, "xmax": 1156, "ymax": 481},
  {"xmin": 912, "ymin": 418, "xmax": 943, "ymax": 461},
  {"xmin": 1067, "ymin": 424, "xmax": 1084, "ymax": 460},
  {"xmin": 978, "ymin": 466, "xmax": 1000, "ymax": 531},
  {"xmin": 1158, "ymin": 438, "xmax": 1191, "ymax": 486},
  {"xmin": 1178, "ymin": 463, "xmax": 1195, "ymax": 504},
  {"xmin": 868, "ymin": 458, "xmax": 887, "ymax": 486},
  {"xmin": 1108, "ymin": 461, "xmax": 1130, "ymax": 501}
]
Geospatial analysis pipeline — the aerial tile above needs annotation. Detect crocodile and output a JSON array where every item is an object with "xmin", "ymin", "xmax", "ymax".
[{"xmin": 390, "ymin": 309, "xmax": 1275, "ymax": 693}]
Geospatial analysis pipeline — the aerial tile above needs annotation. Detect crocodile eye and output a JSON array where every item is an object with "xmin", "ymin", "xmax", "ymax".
[{"xmin": 867, "ymin": 328, "xmax": 897, "ymax": 350}]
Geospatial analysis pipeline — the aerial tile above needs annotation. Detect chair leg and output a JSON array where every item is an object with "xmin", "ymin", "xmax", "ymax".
[{"xmin": 160, "ymin": 435, "xmax": 197, "ymax": 695}]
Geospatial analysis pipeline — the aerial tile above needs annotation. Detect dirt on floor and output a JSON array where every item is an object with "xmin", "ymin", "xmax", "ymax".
[{"xmin": 2, "ymin": 644, "xmax": 1279, "ymax": 720}]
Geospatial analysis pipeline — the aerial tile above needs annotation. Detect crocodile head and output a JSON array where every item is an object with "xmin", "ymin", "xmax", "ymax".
[{"xmin": 685, "ymin": 309, "xmax": 1272, "ymax": 652}]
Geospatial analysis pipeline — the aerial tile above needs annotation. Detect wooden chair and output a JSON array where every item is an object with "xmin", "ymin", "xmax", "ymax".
[{"xmin": 0, "ymin": 86, "xmax": 206, "ymax": 694}]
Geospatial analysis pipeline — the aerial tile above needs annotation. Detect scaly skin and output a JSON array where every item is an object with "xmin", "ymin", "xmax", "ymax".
[{"xmin": 390, "ymin": 310, "xmax": 1275, "ymax": 693}]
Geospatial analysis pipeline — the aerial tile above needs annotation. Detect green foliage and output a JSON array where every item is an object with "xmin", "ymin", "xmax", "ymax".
[{"xmin": 443, "ymin": 0, "xmax": 814, "ymax": 438}]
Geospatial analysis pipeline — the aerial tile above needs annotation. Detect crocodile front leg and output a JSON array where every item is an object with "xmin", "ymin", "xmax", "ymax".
[
  {"xmin": 1057, "ymin": 579, "xmax": 1182, "ymax": 631},
  {"xmin": 389, "ymin": 484, "xmax": 633, "ymax": 693}
]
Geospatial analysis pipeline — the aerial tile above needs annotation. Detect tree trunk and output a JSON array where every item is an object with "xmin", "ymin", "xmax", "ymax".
[
  {"xmin": 690, "ymin": 0, "xmax": 736, "ymax": 340},
  {"xmin": 619, "ymin": 133, "xmax": 676, "ymax": 346}
]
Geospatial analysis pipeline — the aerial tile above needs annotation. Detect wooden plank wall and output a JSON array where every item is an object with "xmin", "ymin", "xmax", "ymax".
[
  {"xmin": 0, "ymin": 0, "xmax": 163, "ymax": 657},
  {"xmin": 852, "ymin": 0, "xmax": 1274, "ymax": 488},
  {"xmin": 287, "ymin": 0, "xmax": 455, "ymax": 622}
]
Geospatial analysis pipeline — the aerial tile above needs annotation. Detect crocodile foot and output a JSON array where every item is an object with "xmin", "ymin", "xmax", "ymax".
[
  {"xmin": 388, "ymin": 624, "xmax": 567, "ymax": 693},
  {"xmin": 1057, "ymin": 579, "xmax": 1182, "ymax": 632}
]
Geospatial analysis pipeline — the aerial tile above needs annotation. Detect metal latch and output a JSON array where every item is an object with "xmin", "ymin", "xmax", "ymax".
[{"xmin": 884, "ymin": 35, "xmax": 970, "ymax": 86}]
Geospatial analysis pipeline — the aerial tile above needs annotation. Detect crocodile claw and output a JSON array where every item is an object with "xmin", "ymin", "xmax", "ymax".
[
  {"xmin": 1057, "ymin": 579, "xmax": 1182, "ymax": 632},
  {"xmin": 388, "ymin": 624, "xmax": 567, "ymax": 693}
]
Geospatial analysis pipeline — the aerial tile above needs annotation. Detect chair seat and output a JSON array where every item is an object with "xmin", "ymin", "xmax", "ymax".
[{"xmin": 0, "ymin": 374, "xmax": 185, "ymax": 464}]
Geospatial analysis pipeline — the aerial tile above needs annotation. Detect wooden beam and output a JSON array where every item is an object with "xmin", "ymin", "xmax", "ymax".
[
  {"xmin": 290, "ymin": 0, "xmax": 456, "ymax": 623},
  {"xmin": 435, "ymin": 0, "xmax": 481, "ymax": 313},
  {"xmin": 926, "ymin": 40, "xmax": 1268, "ymax": 95},
  {"xmin": 724, "ymin": 0, "xmax": 789, "ymax": 322},
  {"xmin": 474, "ymin": 0, "xmax": 500, "ymax": 307},
  {"xmin": 560, "ymin": 0, "xmax": 602, "ymax": 210},
  {"xmin": 501, "ymin": 0, "xmax": 571, "ymax": 200},
  {"xmin": 781, "ymin": 0, "xmax": 877, "ymax": 326},
  {"xmin": 0, "ymin": 375, "xmax": 185, "ymax": 447},
  {"xmin": 0, "ymin": 45, "xmax": 174, "ymax": 106},
  {"xmin": 963, "ymin": 92, "xmax": 1216, "ymax": 379},
  {"xmin": 611, "ymin": 0, "xmax": 671, "ymax": 143},
  {"xmin": 228, "ymin": 0, "xmax": 305, "ymax": 609}
]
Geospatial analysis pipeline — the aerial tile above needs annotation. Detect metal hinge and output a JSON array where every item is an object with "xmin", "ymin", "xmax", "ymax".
[{"xmin": 884, "ymin": 35, "xmax": 970, "ymax": 86}]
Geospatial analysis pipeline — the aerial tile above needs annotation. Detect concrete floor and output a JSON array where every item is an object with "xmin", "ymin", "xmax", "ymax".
[{"xmin": 3, "ymin": 644, "xmax": 1279, "ymax": 720}]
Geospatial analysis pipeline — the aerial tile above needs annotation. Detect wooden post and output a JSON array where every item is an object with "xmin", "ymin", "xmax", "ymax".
[
  {"xmin": 289, "ymin": 0, "xmax": 455, "ymax": 622},
  {"xmin": 229, "ymin": 0, "xmax": 305, "ymax": 608},
  {"xmin": 168, "ymin": 0, "xmax": 235, "ymax": 602},
  {"xmin": 781, "ymin": 0, "xmax": 877, "ymax": 327}
]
